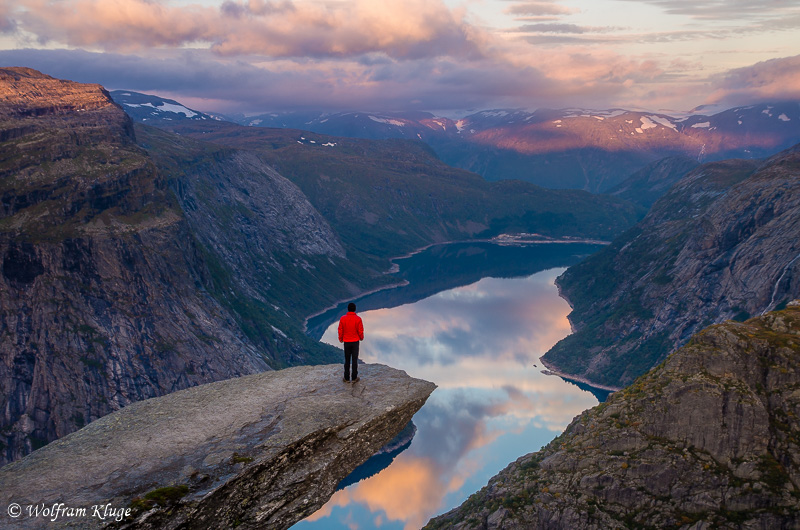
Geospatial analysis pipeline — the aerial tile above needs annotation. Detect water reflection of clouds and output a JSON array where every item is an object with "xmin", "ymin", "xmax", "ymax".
[
  {"xmin": 305, "ymin": 269, "xmax": 598, "ymax": 530},
  {"xmin": 323, "ymin": 271, "xmax": 573, "ymax": 369}
]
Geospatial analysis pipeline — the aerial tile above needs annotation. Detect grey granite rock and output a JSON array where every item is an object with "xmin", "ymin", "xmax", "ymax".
[{"xmin": 0, "ymin": 363, "xmax": 435, "ymax": 529}]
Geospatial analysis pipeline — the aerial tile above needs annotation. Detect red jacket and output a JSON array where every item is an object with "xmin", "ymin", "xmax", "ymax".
[{"xmin": 338, "ymin": 312, "xmax": 364, "ymax": 343}]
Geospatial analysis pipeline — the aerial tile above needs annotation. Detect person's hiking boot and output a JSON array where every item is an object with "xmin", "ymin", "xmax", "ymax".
[
  {"xmin": 343, "ymin": 377, "xmax": 349, "ymax": 383},
  {"xmin": 351, "ymin": 376, "xmax": 360, "ymax": 383}
]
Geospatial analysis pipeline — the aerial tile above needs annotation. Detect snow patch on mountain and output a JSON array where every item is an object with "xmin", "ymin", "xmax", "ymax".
[
  {"xmin": 124, "ymin": 101, "xmax": 198, "ymax": 118},
  {"xmin": 431, "ymin": 118, "xmax": 447, "ymax": 130},
  {"xmin": 779, "ymin": 114, "xmax": 791, "ymax": 122},
  {"xmin": 648, "ymin": 115, "xmax": 677, "ymax": 131},
  {"xmin": 692, "ymin": 122, "xmax": 711, "ymax": 128},
  {"xmin": 368, "ymin": 116, "xmax": 405, "ymax": 127},
  {"xmin": 639, "ymin": 116, "xmax": 658, "ymax": 130},
  {"xmin": 479, "ymin": 110, "xmax": 509, "ymax": 118}
]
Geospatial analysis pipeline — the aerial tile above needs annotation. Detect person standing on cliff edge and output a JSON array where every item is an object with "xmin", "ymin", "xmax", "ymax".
[{"xmin": 338, "ymin": 302, "xmax": 364, "ymax": 383}]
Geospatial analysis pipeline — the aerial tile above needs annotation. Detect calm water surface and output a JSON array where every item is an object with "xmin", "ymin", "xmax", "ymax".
[{"xmin": 294, "ymin": 243, "xmax": 607, "ymax": 530}]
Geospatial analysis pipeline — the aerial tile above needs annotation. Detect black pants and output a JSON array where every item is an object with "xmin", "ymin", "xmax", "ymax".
[{"xmin": 344, "ymin": 341, "xmax": 359, "ymax": 381}]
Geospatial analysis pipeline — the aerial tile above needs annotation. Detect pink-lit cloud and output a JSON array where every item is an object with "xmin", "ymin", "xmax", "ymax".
[
  {"xmin": 0, "ymin": 0, "xmax": 798, "ymax": 113},
  {"xmin": 706, "ymin": 55, "xmax": 800, "ymax": 107},
  {"xmin": 619, "ymin": 0, "xmax": 800, "ymax": 20},
  {"xmin": 9, "ymin": 0, "xmax": 485, "ymax": 60},
  {"xmin": 504, "ymin": 1, "xmax": 579, "ymax": 17}
]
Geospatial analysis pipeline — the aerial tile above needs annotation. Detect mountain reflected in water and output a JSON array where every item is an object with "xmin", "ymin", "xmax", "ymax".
[
  {"xmin": 295, "ymin": 243, "xmax": 607, "ymax": 530},
  {"xmin": 305, "ymin": 242, "xmax": 603, "ymax": 340}
]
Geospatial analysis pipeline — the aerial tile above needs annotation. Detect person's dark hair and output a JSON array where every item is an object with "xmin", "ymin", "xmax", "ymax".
[{"xmin": 348, "ymin": 302, "xmax": 356, "ymax": 312}]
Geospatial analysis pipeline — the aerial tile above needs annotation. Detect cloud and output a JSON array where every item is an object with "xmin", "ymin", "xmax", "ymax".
[
  {"xmin": 504, "ymin": 1, "xmax": 578, "ymax": 17},
  {"xmin": 515, "ymin": 23, "xmax": 589, "ymax": 33},
  {"xmin": 706, "ymin": 54, "xmax": 800, "ymax": 106},
  {"xmin": 9, "ymin": 0, "xmax": 485, "ymax": 60},
  {"xmin": 618, "ymin": 0, "xmax": 800, "ymax": 20},
  {"xmin": 512, "ymin": 23, "xmax": 623, "ymax": 34},
  {"xmin": 0, "ymin": 1, "xmax": 15, "ymax": 32}
]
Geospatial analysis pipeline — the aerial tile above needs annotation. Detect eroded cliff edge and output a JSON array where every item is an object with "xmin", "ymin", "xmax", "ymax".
[
  {"xmin": 0, "ymin": 363, "xmax": 436, "ymax": 529},
  {"xmin": 427, "ymin": 304, "xmax": 800, "ymax": 529}
]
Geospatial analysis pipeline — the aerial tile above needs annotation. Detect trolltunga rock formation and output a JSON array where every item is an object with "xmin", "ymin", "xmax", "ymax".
[{"xmin": 0, "ymin": 363, "xmax": 435, "ymax": 529}]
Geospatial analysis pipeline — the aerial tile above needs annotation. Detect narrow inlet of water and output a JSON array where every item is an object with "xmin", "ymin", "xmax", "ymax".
[{"xmin": 294, "ymin": 243, "xmax": 609, "ymax": 530}]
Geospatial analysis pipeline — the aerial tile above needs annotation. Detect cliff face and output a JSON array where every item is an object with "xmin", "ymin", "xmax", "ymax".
[
  {"xmin": 0, "ymin": 68, "xmax": 363, "ymax": 465},
  {"xmin": 136, "ymin": 125, "xmax": 382, "ymax": 330},
  {"xmin": 427, "ymin": 304, "xmax": 800, "ymax": 529},
  {"xmin": 543, "ymin": 146, "xmax": 800, "ymax": 388},
  {"xmin": 607, "ymin": 155, "xmax": 700, "ymax": 210},
  {"xmin": 0, "ymin": 68, "xmax": 280, "ymax": 465},
  {"xmin": 0, "ymin": 364, "xmax": 436, "ymax": 530}
]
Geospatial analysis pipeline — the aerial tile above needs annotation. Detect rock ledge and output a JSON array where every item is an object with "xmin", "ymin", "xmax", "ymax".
[{"xmin": 0, "ymin": 363, "xmax": 435, "ymax": 529}]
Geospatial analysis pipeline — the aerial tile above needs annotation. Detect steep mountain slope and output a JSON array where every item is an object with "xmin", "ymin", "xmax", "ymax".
[
  {"xmin": 136, "ymin": 124, "xmax": 392, "ymax": 336},
  {"xmin": 607, "ymin": 155, "xmax": 700, "ymax": 209},
  {"xmin": 542, "ymin": 146, "xmax": 800, "ymax": 388},
  {"xmin": 151, "ymin": 119, "xmax": 640, "ymax": 261},
  {"xmin": 215, "ymin": 103, "xmax": 800, "ymax": 193},
  {"xmin": 427, "ymin": 304, "xmax": 800, "ymax": 529},
  {"xmin": 0, "ymin": 68, "xmax": 341, "ymax": 465}
]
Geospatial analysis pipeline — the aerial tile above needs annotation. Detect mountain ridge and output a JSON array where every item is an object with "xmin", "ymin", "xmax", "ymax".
[
  {"xmin": 542, "ymin": 143, "xmax": 800, "ymax": 388},
  {"xmin": 111, "ymin": 90, "xmax": 800, "ymax": 193}
]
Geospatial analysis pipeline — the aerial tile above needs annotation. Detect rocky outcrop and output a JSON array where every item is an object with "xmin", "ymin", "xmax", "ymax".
[
  {"xmin": 543, "ymin": 146, "xmax": 800, "ymax": 388},
  {"xmin": 0, "ymin": 363, "xmax": 436, "ymax": 529},
  {"xmin": 427, "ymin": 305, "xmax": 800, "ymax": 529}
]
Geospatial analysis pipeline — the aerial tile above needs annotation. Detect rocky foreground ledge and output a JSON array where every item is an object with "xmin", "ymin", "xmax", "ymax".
[
  {"xmin": 427, "ymin": 304, "xmax": 800, "ymax": 529},
  {"xmin": 0, "ymin": 364, "xmax": 435, "ymax": 529}
]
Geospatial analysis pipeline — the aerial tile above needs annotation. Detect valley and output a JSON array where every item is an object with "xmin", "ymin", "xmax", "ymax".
[
  {"xmin": 0, "ymin": 68, "xmax": 637, "ymax": 466},
  {"xmin": 1, "ymin": 66, "xmax": 799, "ymax": 529}
]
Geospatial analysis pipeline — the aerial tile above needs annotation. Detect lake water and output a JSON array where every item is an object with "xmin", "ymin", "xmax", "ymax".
[{"xmin": 294, "ymin": 242, "xmax": 608, "ymax": 530}]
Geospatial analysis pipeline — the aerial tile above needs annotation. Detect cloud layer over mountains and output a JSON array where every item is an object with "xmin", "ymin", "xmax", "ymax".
[{"xmin": 1, "ymin": 0, "xmax": 799, "ymax": 114}]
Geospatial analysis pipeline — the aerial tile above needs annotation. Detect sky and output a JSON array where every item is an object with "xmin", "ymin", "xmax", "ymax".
[{"xmin": 0, "ymin": 0, "xmax": 799, "ymax": 115}]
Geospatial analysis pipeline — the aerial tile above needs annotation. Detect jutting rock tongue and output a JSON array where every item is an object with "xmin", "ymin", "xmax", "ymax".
[{"xmin": 0, "ymin": 364, "xmax": 436, "ymax": 530}]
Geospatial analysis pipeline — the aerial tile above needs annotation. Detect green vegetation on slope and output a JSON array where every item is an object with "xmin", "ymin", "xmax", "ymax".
[
  {"xmin": 542, "ymin": 153, "xmax": 800, "ymax": 389},
  {"xmin": 158, "ymin": 121, "xmax": 641, "ymax": 261}
]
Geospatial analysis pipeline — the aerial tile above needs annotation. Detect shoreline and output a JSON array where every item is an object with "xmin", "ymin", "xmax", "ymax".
[
  {"xmin": 301, "ymin": 280, "xmax": 410, "ymax": 333},
  {"xmin": 540, "ymin": 358, "xmax": 622, "ymax": 393},
  {"xmin": 301, "ymin": 236, "xmax": 610, "ymax": 333}
]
